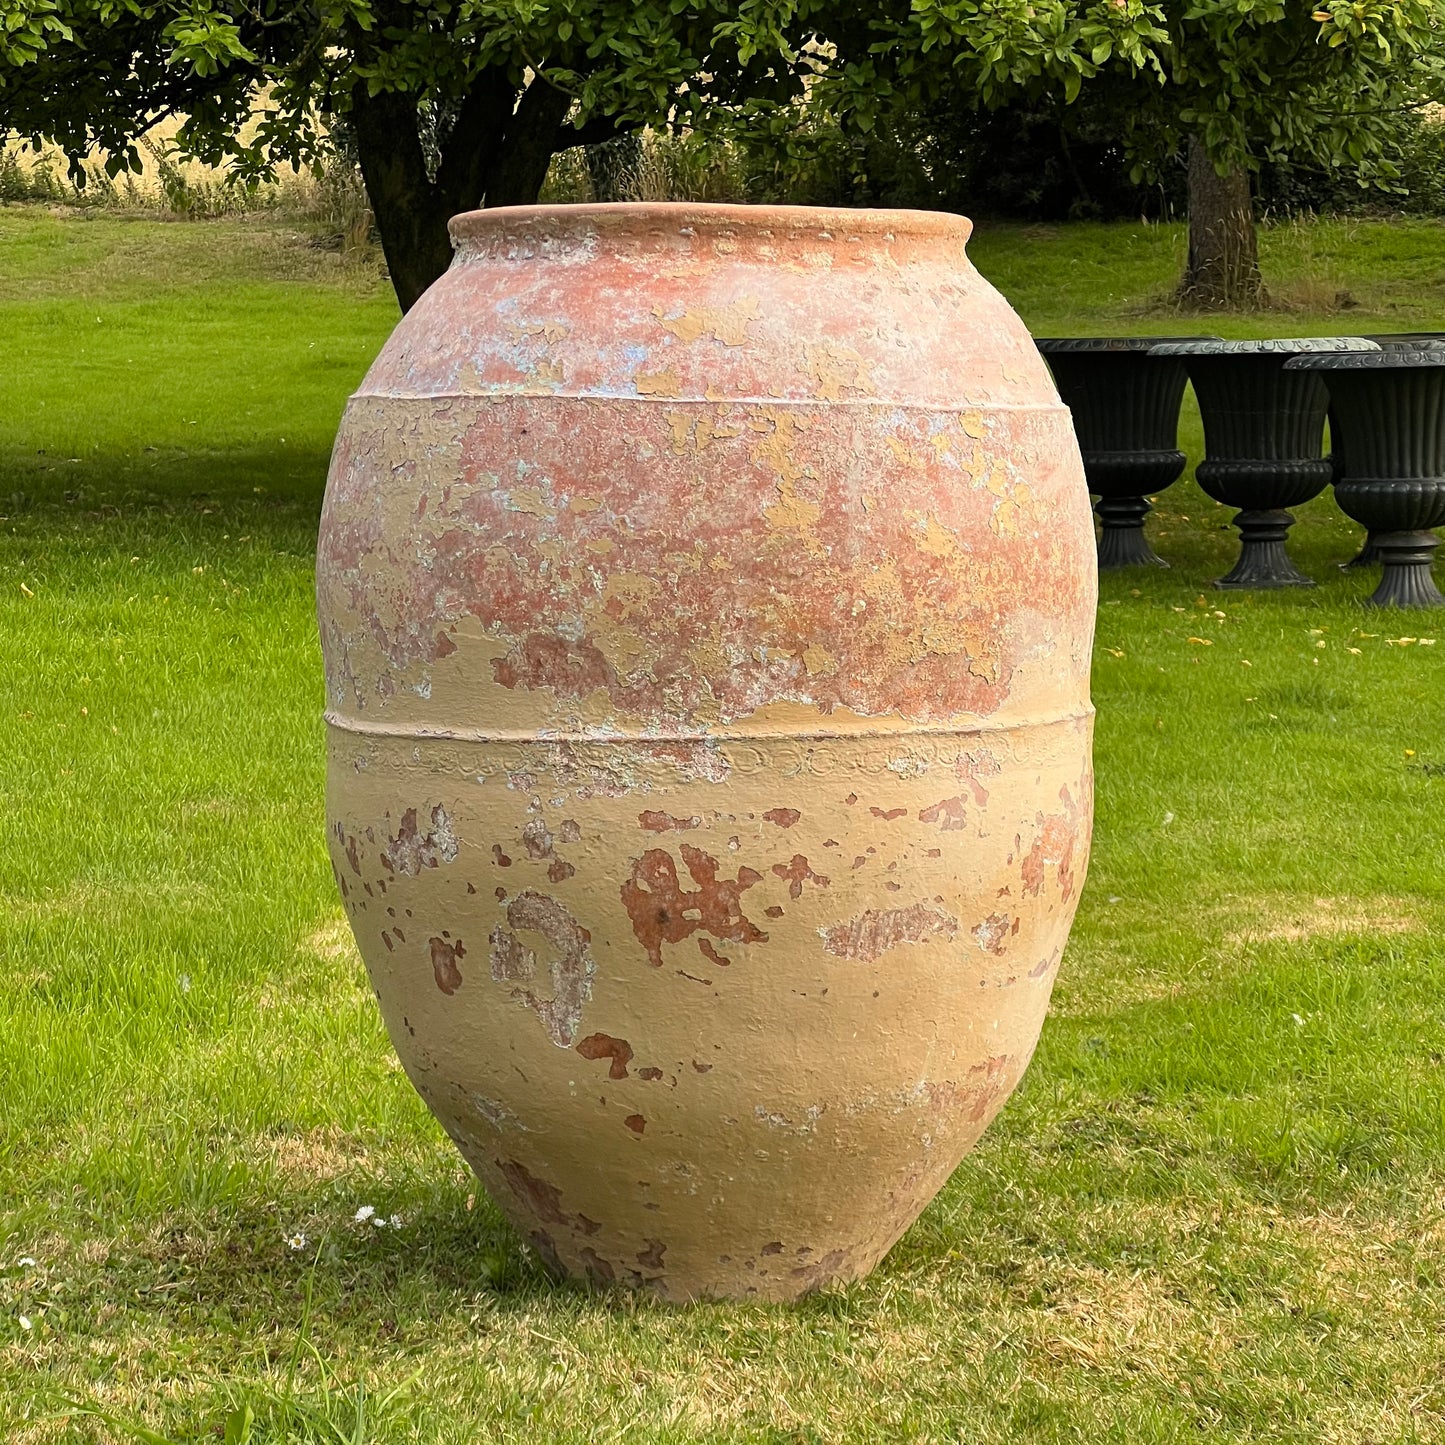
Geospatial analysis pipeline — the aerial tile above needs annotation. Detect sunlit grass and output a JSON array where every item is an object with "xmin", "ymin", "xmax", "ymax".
[{"xmin": 1, "ymin": 208, "xmax": 1443, "ymax": 1443}]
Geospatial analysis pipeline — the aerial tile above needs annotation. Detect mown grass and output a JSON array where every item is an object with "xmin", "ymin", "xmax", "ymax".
[{"xmin": 2, "ymin": 206, "xmax": 1444, "ymax": 1443}]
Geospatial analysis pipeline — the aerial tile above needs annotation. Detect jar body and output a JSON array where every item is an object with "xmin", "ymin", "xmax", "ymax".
[{"xmin": 317, "ymin": 204, "xmax": 1096, "ymax": 1300}]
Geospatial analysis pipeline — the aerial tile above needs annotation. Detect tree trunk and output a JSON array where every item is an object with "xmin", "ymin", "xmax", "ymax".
[
  {"xmin": 350, "ymin": 74, "xmax": 578, "ymax": 313},
  {"xmin": 350, "ymin": 87, "xmax": 456, "ymax": 314},
  {"xmin": 1177, "ymin": 136, "xmax": 1267, "ymax": 310},
  {"xmin": 586, "ymin": 134, "xmax": 644, "ymax": 201}
]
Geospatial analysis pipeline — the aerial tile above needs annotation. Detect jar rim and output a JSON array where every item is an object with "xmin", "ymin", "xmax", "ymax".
[{"xmin": 448, "ymin": 201, "xmax": 974, "ymax": 246}]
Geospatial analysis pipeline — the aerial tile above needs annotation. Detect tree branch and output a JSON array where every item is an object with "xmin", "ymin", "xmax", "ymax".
[{"xmin": 559, "ymin": 112, "xmax": 638, "ymax": 150}]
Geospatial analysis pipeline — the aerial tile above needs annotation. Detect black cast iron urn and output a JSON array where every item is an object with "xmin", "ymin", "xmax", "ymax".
[
  {"xmin": 1337, "ymin": 336, "xmax": 1445, "ymax": 569},
  {"xmin": 1286, "ymin": 348, "xmax": 1445, "ymax": 608},
  {"xmin": 1150, "ymin": 338, "xmax": 1378, "ymax": 589},
  {"xmin": 1035, "ymin": 336, "xmax": 1220, "ymax": 568}
]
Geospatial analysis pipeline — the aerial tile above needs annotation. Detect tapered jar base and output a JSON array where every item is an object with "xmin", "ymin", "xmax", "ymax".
[
  {"xmin": 1095, "ymin": 495, "xmax": 1168, "ymax": 569},
  {"xmin": 1367, "ymin": 531, "xmax": 1445, "ymax": 608},
  {"xmin": 1215, "ymin": 509, "xmax": 1315, "ymax": 589}
]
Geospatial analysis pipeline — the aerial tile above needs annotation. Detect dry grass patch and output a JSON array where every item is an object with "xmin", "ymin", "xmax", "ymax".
[
  {"xmin": 302, "ymin": 916, "xmax": 361, "ymax": 968},
  {"xmin": 1225, "ymin": 893, "xmax": 1421, "ymax": 946}
]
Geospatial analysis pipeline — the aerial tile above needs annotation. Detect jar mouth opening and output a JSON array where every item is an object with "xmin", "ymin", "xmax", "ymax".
[{"xmin": 448, "ymin": 201, "xmax": 973, "ymax": 245}]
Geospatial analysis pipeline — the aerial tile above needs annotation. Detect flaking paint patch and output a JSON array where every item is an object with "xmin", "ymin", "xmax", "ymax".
[
  {"xmin": 621, "ymin": 844, "xmax": 768, "ymax": 968},
  {"xmin": 822, "ymin": 904, "xmax": 959, "ymax": 963},
  {"xmin": 488, "ymin": 890, "xmax": 595, "ymax": 1046},
  {"xmin": 653, "ymin": 296, "xmax": 761, "ymax": 346},
  {"xmin": 429, "ymin": 935, "xmax": 465, "ymax": 993},
  {"xmin": 635, "ymin": 368, "xmax": 682, "ymax": 398},
  {"xmin": 382, "ymin": 805, "xmax": 458, "ymax": 876}
]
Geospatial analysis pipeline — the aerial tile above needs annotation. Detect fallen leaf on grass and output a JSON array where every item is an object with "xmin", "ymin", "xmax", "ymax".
[{"xmin": 1187, "ymin": 636, "xmax": 1213, "ymax": 646}]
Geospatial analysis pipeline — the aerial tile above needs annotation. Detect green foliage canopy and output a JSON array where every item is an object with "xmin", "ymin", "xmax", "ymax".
[
  {"xmin": 805, "ymin": 0, "xmax": 1445, "ymax": 188},
  {"xmin": 1, "ymin": 0, "xmax": 1440, "ymax": 307}
]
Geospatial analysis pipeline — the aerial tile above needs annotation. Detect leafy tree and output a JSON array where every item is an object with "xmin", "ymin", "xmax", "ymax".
[
  {"xmin": 1095, "ymin": 0, "xmax": 1445, "ymax": 306},
  {"xmin": 802, "ymin": 1, "xmax": 1445, "ymax": 308},
  {"xmin": 8, "ymin": 0, "xmax": 1425, "ymax": 311},
  {"xmin": 0, "ymin": 0, "xmax": 1165, "ymax": 310},
  {"xmin": 0, "ymin": 1, "xmax": 817, "ymax": 309}
]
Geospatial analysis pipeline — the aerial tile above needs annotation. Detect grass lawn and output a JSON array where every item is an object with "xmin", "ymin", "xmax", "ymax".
[{"xmin": 2, "ymin": 206, "xmax": 1444, "ymax": 1443}]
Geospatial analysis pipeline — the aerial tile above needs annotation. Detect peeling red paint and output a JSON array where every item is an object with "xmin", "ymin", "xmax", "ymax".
[
  {"xmin": 547, "ymin": 858, "xmax": 576, "ymax": 883},
  {"xmin": 762, "ymin": 808, "xmax": 801, "ymax": 829},
  {"xmin": 621, "ymin": 844, "xmax": 768, "ymax": 969},
  {"xmin": 579, "ymin": 1246, "xmax": 615, "ymax": 1282},
  {"xmin": 1029, "ymin": 948, "xmax": 1062, "ymax": 979},
  {"xmin": 383, "ymin": 804, "xmax": 458, "ymax": 875},
  {"xmin": 428, "ymin": 935, "xmax": 465, "ymax": 994},
  {"xmin": 771, "ymin": 854, "xmax": 831, "ymax": 900},
  {"xmin": 966, "ymin": 1055, "xmax": 1012, "ymax": 1121},
  {"xmin": 639, "ymin": 810, "xmax": 701, "ymax": 833},
  {"xmin": 638, "ymin": 1066, "xmax": 664, "ymax": 1081},
  {"xmin": 869, "ymin": 807, "xmax": 908, "ymax": 821},
  {"xmin": 971, "ymin": 912, "xmax": 1012, "ymax": 955},
  {"xmin": 698, "ymin": 939, "xmax": 732, "ymax": 968},
  {"xmin": 498, "ymin": 1157, "xmax": 574, "ymax": 1228},
  {"xmin": 1020, "ymin": 787, "xmax": 1083, "ymax": 902},
  {"xmin": 624, "ymin": 1114, "xmax": 646, "ymax": 1135},
  {"xmin": 637, "ymin": 1238, "xmax": 666, "ymax": 1269},
  {"xmin": 919, "ymin": 795, "xmax": 969, "ymax": 831},
  {"xmin": 822, "ymin": 904, "xmax": 958, "ymax": 963},
  {"xmin": 576, "ymin": 1032, "xmax": 633, "ymax": 1079}
]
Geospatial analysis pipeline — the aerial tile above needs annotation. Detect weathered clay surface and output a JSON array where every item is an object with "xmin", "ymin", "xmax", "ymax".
[{"xmin": 317, "ymin": 203, "xmax": 1096, "ymax": 1301}]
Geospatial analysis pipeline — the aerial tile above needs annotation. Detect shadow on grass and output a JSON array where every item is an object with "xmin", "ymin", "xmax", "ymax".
[{"xmin": 0, "ymin": 445, "xmax": 334, "ymax": 521}]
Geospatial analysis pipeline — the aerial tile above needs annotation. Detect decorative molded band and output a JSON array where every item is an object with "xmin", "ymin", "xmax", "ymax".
[
  {"xmin": 322, "ymin": 708, "xmax": 1095, "ymax": 746},
  {"xmin": 347, "ymin": 391, "xmax": 1072, "ymax": 413}
]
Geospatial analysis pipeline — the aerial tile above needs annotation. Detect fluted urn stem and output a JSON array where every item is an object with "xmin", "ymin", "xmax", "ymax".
[
  {"xmin": 1340, "ymin": 531, "xmax": 1382, "ymax": 570},
  {"xmin": 1372, "ymin": 532, "xmax": 1445, "ymax": 607},
  {"xmin": 1095, "ymin": 494, "xmax": 1168, "ymax": 568},
  {"xmin": 1215, "ymin": 509, "xmax": 1315, "ymax": 589}
]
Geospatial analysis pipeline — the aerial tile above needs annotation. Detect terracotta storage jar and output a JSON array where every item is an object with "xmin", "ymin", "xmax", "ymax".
[{"xmin": 317, "ymin": 203, "xmax": 1096, "ymax": 1301}]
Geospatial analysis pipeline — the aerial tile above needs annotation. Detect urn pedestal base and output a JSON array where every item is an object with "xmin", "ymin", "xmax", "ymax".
[
  {"xmin": 1215, "ymin": 510, "xmax": 1315, "ymax": 590},
  {"xmin": 1341, "ymin": 532, "xmax": 1382, "ymax": 570},
  {"xmin": 1094, "ymin": 494, "xmax": 1169, "ymax": 569},
  {"xmin": 1368, "ymin": 531, "xmax": 1445, "ymax": 608}
]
